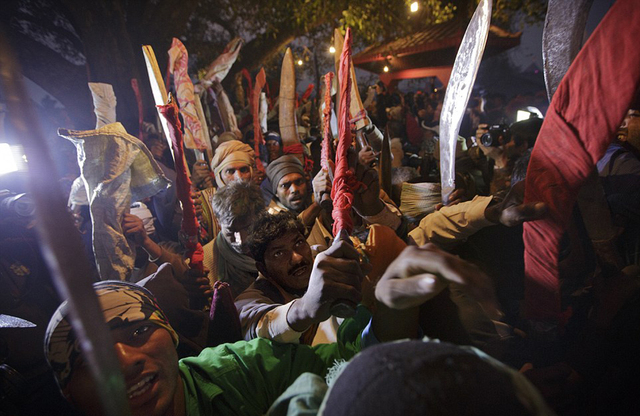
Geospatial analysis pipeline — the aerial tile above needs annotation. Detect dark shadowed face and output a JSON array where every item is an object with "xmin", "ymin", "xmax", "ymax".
[
  {"xmin": 619, "ymin": 109, "xmax": 640, "ymax": 152},
  {"xmin": 148, "ymin": 140, "xmax": 168, "ymax": 161},
  {"xmin": 259, "ymin": 231, "xmax": 312, "ymax": 295},
  {"xmin": 65, "ymin": 323, "xmax": 182, "ymax": 416},
  {"xmin": 276, "ymin": 173, "xmax": 308, "ymax": 213},
  {"xmin": 266, "ymin": 141, "xmax": 282, "ymax": 162}
]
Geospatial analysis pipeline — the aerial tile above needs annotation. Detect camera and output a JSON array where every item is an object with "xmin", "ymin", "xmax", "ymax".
[
  {"xmin": 0, "ymin": 190, "xmax": 35, "ymax": 218},
  {"xmin": 480, "ymin": 124, "xmax": 511, "ymax": 147}
]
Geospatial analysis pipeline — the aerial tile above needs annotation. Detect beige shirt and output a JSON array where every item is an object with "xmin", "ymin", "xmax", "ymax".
[{"xmin": 408, "ymin": 196, "xmax": 495, "ymax": 250}]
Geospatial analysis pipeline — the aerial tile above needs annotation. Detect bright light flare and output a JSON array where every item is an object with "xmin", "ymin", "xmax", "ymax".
[
  {"xmin": 516, "ymin": 110, "xmax": 531, "ymax": 122},
  {"xmin": 297, "ymin": 59, "xmax": 304, "ymax": 66},
  {"xmin": 410, "ymin": 1, "xmax": 419, "ymax": 13},
  {"xmin": 329, "ymin": 46, "xmax": 336, "ymax": 54},
  {"xmin": 0, "ymin": 143, "xmax": 18, "ymax": 175},
  {"xmin": 383, "ymin": 65, "xmax": 390, "ymax": 73}
]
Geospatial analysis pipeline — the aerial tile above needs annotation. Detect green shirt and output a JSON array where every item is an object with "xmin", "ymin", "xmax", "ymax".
[{"xmin": 179, "ymin": 306, "xmax": 370, "ymax": 416}]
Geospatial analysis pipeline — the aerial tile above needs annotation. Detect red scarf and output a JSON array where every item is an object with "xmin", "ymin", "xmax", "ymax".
[{"xmin": 523, "ymin": 0, "xmax": 640, "ymax": 321}]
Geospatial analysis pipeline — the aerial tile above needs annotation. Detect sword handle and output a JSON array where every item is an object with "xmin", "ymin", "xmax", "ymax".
[{"xmin": 355, "ymin": 130, "xmax": 378, "ymax": 167}]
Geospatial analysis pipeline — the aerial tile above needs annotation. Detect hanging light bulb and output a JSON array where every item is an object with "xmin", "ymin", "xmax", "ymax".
[
  {"xmin": 410, "ymin": 1, "xmax": 419, "ymax": 13},
  {"xmin": 329, "ymin": 46, "xmax": 336, "ymax": 54},
  {"xmin": 383, "ymin": 65, "xmax": 390, "ymax": 73},
  {"xmin": 297, "ymin": 59, "xmax": 303, "ymax": 66}
]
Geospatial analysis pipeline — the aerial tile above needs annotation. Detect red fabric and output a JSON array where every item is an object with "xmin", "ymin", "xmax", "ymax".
[
  {"xmin": 130, "ymin": 78, "xmax": 144, "ymax": 140},
  {"xmin": 332, "ymin": 28, "xmax": 356, "ymax": 237},
  {"xmin": 322, "ymin": 72, "xmax": 335, "ymax": 172},
  {"xmin": 157, "ymin": 101, "xmax": 204, "ymax": 270},
  {"xmin": 242, "ymin": 68, "xmax": 253, "ymax": 109},
  {"xmin": 283, "ymin": 143, "xmax": 313, "ymax": 173},
  {"xmin": 523, "ymin": 0, "xmax": 640, "ymax": 321},
  {"xmin": 208, "ymin": 281, "xmax": 242, "ymax": 345},
  {"xmin": 301, "ymin": 83, "xmax": 314, "ymax": 102},
  {"xmin": 252, "ymin": 68, "xmax": 267, "ymax": 173},
  {"xmin": 406, "ymin": 111, "xmax": 422, "ymax": 146}
]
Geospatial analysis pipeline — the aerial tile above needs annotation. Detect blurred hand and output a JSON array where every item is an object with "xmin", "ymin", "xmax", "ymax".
[
  {"xmin": 180, "ymin": 266, "xmax": 212, "ymax": 299},
  {"xmin": 435, "ymin": 188, "xmax": 466, "ymax": 211},
  {"xmin": 190, "ymin": 190, "xmax": 203, "ymax": 223},
  {"xmin": 192, "ymin": 160, "xmax": 214, "ymax": 189},
  {"xmin": 122, "ymin": 213, "xmax": 148, "ymax": 246},
  {"xmin": 312, "ymin": 169, "xmax": 332, "ymax": 207},
  {"xmin": 484, "ymin": 181, "xmax": 547, "ymax": 226},
  {"xmin": 375, "ymin": 243, "xmax": 501, "ymax": 320},
  {"xmin": 288, "ymin": 239, "xmax": 364, "ymax": 330},
  {"xmin": 358, "ymin": 145, "xmax": 379, "ymax": 167},
  {"xmin": 353, "ymin": 159, "xmax": 383, "ymax": 216}
]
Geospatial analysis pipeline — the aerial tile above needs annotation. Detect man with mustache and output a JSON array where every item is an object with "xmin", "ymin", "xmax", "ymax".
[
  {"xmin": 45, "ymin": 240, "xmax": 500, "ymax": 416},
  {"xmin": 235, "ymin": 211, "xmax": 358, "ymax": 345},
  {"xmin": 266, "ymin": 154, "xmax": 403, "ymax": 248}
]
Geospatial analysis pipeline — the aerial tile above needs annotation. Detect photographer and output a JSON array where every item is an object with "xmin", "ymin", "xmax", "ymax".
[{"xmin": 473, "ymin": 118, "xmax": 543, "ymax": 195}]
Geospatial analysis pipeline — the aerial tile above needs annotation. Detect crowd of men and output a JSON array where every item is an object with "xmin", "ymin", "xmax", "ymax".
[{"xmin": 2, "ymin": 12, "xmax": 640, "ymax": 416}]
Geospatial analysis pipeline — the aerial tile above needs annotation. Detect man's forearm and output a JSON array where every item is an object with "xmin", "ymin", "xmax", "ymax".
[
  {"xmin": 286, "ymin": 298, "xmax": 315, "ymax": 332},
  {"xmin": 299, "ymin": 201, "xmax": 322, "ymax": 228}
]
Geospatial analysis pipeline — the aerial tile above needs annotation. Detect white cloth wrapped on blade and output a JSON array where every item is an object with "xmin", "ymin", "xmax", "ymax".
[
  {"xmin": 213, "ymin": 81, "xmax": 241, "ymax": 139},
  {"xmin": 59, "ymin": 122, "xmax": 170, "ymax": 281},
  {"xmin": 88, "ymin": 82, "xmax": 117, "ymax": 128}
]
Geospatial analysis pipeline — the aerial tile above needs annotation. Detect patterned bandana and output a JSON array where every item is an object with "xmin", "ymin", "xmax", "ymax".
[{"xmin": 44, "ymin": 281, "xmax": 178, "ymax": 390}]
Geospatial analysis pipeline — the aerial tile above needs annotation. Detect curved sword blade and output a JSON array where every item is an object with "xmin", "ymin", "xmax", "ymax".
[
  {"xmin": 439, "ymin": 0, "xmax": 493, "ymax": 203},
  {"xmin": 543, "ymin": 0, "xmax": 594, "ymax": 101},
  {"xmin": 0, "ymin": 314, "xmax": 36, "ymax": 328},
  {"xmin": 0, "ymin": 30, "xmax": 131, "ymax": 416}
]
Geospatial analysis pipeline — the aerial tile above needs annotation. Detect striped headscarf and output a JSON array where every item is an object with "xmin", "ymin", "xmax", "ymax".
[{"xmin": 44, "ymin": 281, "xmax": 178, "ymax": 390}]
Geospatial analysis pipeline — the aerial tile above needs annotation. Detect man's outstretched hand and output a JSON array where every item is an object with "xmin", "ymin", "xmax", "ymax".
[
  {"xmin": 484, "ymin": 181, "xmax": 547, "ymax": 227},
  {"xmin": 287, "ymin": 240, "xmax": 364, "ymax": 331},
  {"xmin": 375, "ymin": 244, "xmax": 501, "ymax": 320}
]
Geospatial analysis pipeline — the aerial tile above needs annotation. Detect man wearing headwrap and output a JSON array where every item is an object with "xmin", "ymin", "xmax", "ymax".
[
  {"xmin": 209, "ymin": 139, "xmax": 255, "ymax": 188},
  {"xmin": 265, "ymin": 155, "xmax": 332, "ymax": 247},
  {"xmin": 45, "ymin": 242, "xmax": 503, "ymax": 416},
  {"xmin": 195, "ymin": 139, "xmax": 257, "ymax": 243},
  {"xmin": 41, "ymin": 259, "xmax": 366, "ymax": 415},
  {"xmin": 265, "ymin": 131, "xmax": 283, "ymax": 163}
]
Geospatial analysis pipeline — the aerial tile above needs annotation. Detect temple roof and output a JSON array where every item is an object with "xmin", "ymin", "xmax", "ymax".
[{"xmin": 353, "ymin": 19, "xmax": 521, "ymax": 84}]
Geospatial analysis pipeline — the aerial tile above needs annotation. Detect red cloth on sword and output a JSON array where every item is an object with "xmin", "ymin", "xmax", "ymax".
[
  {"xmin": 157, "ymin": 101, "xmax": 204, "ymax": 269},
  {"xmin": 523, "ymin": 0, "xmax": 640, "ymax": 322},
  {"xmin": 252, "ymin": 68, "xmax": 267, "ymax": 172},
  {"xmin": 130, "ymin": 78, "xmax": 144, "ymax": 140},
  {"xmin": 301, "ymin": 83, "xmax": 314, "ymax": 102},
  {"xmin": 242, "ymin": 68, "xmax": 253, "ymax": 109},
  {"xmin": 321, "ymin": 72, "xmax": 334, "ymax": 172},
  {"xmin": 332, "ymin": 28, "xmax": 357, "ymax": 237}
]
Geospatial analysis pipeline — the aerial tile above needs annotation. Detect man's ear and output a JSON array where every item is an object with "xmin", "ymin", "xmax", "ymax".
[{"xmin": 256, "ymin": 261, "xmax": 268, "ymax": 277}]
